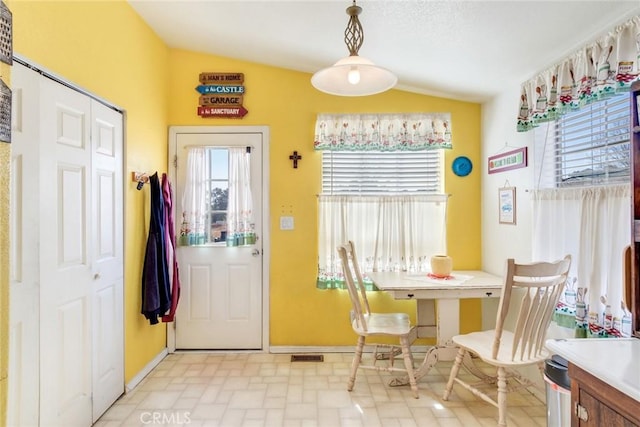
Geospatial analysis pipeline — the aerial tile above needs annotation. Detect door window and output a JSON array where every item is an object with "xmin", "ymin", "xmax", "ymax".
[{"xmin": 179, "ymin": 146, "xmax": 254, "ymax": 247}]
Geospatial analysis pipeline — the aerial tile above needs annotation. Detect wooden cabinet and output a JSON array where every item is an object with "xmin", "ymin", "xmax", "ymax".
[{"xmin": 569, "ymin": 363, "xmax": 640, "ymax": 427}]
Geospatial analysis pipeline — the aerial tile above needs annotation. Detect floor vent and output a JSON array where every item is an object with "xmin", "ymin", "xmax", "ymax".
[{"xmin": 290, "ymin": 354, "xmax": 324, "ymax": 362}]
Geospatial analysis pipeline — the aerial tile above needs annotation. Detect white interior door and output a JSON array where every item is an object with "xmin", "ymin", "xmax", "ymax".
[
  {"xmin": 90, "ymin": 100, "xmax": 124, "ymax": 421},
  {"xmin": 38, "ymin": 74, "xmax": 94, "ymax": 427},
  {"xmin": 8, "ymin": 61, "xmax": 41, "ymax": 427},
  {"xmin": 8, "ymin": 62, "xmax": 124, "ymax": 426},
  {"xmin": 172, "ymin": 130, "xmax": 264, "ymax": 349}
]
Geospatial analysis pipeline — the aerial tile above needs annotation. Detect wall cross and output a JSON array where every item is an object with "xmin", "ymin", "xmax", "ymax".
[{"xmin": 289, "ymin": 151, "xmax": 302, "ymax": 168}]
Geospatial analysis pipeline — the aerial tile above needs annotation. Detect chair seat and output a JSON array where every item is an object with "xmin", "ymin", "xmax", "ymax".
[
  {"xmin": 352, "ymin": 312, "xmax": 412, "ymax": 335},
  {"xmin": 452, "ymin": 329, "xmax": 550, "ymax": 367}
]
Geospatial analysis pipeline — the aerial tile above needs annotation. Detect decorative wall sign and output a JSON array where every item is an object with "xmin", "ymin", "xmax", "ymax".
[
  {"xmin": 197, "ymin": 106, "xmax": 248, "ymax": 118},
  {"xmin": 196, "ymin": 72, "xmax": 248, "ymax": 118},
  {"xmin": 0, "ymin": 78, "xmax": 10, "ymax": 143},
  {"xmin": 498, "ymin": 187, "xmax": 516, "ymax": 224},
  {"xmin": 488, "ymin": 147, "xmax": 528, "ymax": 174},
  {"xmin": 0, "ymin": 1, "xmax": 12, "ymax": 65}
]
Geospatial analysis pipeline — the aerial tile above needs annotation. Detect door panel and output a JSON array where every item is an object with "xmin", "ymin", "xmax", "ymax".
[
  {"xmin": 174, "ymin": 131, "xmax": 263, "ymax": 349},
  {"xmin": 91, "ymin": 100, "xmax": 124, "ymax": 421},
  {"xmin": 8, "ymin": 64, "xmax": 40, "ymax": 427},
  {"xmin": 39, "ymin": 76, "xmax": 93, "ymax": 426}
]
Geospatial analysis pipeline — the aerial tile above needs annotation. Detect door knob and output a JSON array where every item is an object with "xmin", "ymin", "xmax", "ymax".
[{"xmin": 252, "ymin": 249, "xmax": 261, "ymax": 257}]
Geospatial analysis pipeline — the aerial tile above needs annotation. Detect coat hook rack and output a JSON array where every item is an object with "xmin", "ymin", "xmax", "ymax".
[{"xmin": 131, "ymin": 171, "xmax": 149, "ymax": 190}]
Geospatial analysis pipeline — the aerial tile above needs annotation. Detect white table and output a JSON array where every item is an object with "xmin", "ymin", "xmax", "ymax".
[{"xmin": 368, "ymin": 270, "xmax": 503, "ymax": 382}]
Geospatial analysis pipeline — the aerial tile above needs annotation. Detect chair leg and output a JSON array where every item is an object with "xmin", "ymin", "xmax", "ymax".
[
  {"xmin": 400, "ymin": 336, "xmax": 419, "ymax": 399},
  {"xmin": 348, "ymin": 335, "xmax": 365, "ymax": 392},
  {"xmin": 442, "ymin": 347, "xmax": 464, "ymax": 400},
  {"xmin": 497, "ymin": 366, "xmax": 507, "ymax": 427}
]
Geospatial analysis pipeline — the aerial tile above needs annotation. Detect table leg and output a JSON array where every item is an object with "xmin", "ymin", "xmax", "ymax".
[
  {"xmin": 436, "ymin": 298, "xmax": 459, "ymax": 348},
  {"xmin": 389, "ymin": 298, "xmax": 461, "ymax": 386}
]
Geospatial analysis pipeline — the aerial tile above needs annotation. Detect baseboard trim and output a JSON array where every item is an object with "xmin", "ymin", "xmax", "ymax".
[
  {"xmin": 269, "ymin": 345, "xmax": 431, "ymax": 354},
  {"xmin": 125, "ymin": 348, "xmax": 168, "ymax": 393}
]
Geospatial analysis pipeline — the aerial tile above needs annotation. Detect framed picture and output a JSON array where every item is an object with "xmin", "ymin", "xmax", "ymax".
[
  {"xmin": 488, "ymin": 147, "xmax": 528, "ymax": 174},
  {"xmin": 499, "ymin": 187, "xmax": 516, "ymax": 224}
]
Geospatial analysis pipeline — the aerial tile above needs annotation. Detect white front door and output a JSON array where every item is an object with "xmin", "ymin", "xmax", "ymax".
[{"xmin": 171, "ymin": 129, "xmax": 265, "ymax": 349}]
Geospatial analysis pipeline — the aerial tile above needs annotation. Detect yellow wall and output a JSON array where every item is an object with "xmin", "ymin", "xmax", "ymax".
[
  {"xmin": 167, "ymin": 49, "xmax": 483, "ymax": 345},
  {"xmin": 0, "ymin": 2, "xmax": 482, "ymax": 424},
  {"xmin": 9, "ymin": 0, "xmax": 170, "ymax": 386}
]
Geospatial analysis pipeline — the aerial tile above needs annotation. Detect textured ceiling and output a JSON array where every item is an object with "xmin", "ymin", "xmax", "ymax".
[{"xmin": 128, "ymin": 0, "xmax": 640, "ymax": 102}]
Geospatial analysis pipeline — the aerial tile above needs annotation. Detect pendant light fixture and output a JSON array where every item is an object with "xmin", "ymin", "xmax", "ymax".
[{"xmin": 311, "ymin": 0, "xmax": 397, "ymax": 97}]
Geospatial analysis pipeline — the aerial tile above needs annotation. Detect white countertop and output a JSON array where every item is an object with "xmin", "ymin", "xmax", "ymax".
[{"xmin": 546, "ymin": 338, "xmax": 640, "ymax": 402}]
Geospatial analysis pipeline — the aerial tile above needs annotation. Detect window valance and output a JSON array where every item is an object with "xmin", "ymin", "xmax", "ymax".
[
  {"xmin": 517, "ymin": 15, "xmax": 640, "ymax": 132},
  {"xmin": 314, "ymin": 113, "xmax": 452, "ymax": 151}
]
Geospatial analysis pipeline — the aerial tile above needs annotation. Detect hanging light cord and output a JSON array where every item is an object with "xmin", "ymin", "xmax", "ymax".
[{"xmin": 344, "ymin": 1, "xmax": 364, "ymax": 56}]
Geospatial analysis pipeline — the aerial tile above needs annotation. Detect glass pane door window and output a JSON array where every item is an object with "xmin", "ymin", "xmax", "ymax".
[{"xmin": 179, "ymin": 148, "xmax": 230, "ymax": 246}]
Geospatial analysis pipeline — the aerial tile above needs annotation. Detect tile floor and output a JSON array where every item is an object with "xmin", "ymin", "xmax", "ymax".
[{"xmin": 96, "ymin": 351, "xmax": 547, "ymax": 427}]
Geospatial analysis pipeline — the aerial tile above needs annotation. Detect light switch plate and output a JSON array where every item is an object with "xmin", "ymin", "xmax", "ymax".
[{"xmin": 280, "ymin": 216, "xmax": 294, "ymax": 230}]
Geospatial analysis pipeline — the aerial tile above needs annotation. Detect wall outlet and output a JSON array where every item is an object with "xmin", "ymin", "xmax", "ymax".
[{"xmin": 280, "ymin": 216, "xmax": 294, "ymax": 230}]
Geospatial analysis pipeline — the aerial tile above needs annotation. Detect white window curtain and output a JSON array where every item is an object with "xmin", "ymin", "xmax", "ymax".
[
  {"xmin": 180, "ymin": 147, "xmax": 207, "ymax": 245},
  {"xmin": 317, "ymin": 194, "xmax": 448, "ymax": 290},
  {"xmin": 532, "ymin": 184, "xmax": 632, "ymax": 337},
  {"xmin": 518, "ymin": 15, "xmax": 640, "ymax": 132},
  {"xmin": 314, "ymin": 113, "xmax": 452, "ymax": 151},
  {"xmin": 227, "ymin": 147, "xmax": 255, "ymax": 246}
]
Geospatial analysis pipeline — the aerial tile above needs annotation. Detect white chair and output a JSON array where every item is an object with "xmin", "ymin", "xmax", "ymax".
[
  {"xmin": 337, "ymin": 241, "xmax": 420, "ymax": 399},
  {"xmin": 442, "ymin": 256, "xmax": 571, "ymax": 426}
]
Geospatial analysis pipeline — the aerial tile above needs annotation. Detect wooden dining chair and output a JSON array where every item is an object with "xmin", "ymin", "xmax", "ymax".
[
  {"xmin": 442, "ymin": 255, "xmax": 571, "ymax": 426},
  {"xmin": 336, "ymin": 241, "xmax": 420, "ymax": 399}
]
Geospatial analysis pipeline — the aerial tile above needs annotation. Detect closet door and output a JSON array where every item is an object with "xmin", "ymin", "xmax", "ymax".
[
  {"xmin": 8, "ymin": 62, "xmax": 41, "ymax": 427},
  {"xmin": 36, "ymin": 75, "xmax": 125, "ymax": 426},
  {"xmin": 9, "ymin": 62, "xmax": 124, "ymax": 426},
  {"xmin": 38, "ymin": 75, "xmax": 94, "ymax": 426},
  {"xmin": 90, "ymin": 99, "xmax": 124, "ymax": 421}
]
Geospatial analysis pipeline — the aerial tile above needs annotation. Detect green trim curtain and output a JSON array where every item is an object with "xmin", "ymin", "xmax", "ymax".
[
  {"xmin": 314, "ymin": 113, "xmax": 452, "ymax": 151},
  {"xmin": 180, "ymin": 147, "xmax": 207, "ymax": 245},
  {"xmin": 517, "ymin": 15, "xmax": 640, "ymax": 132},
  {"xmin": 226, "ymin": 147, "xmax": 256, "ymax": 246},
  {"xmin": 317, "ymin": 194, "xmax": 448, "ymax": 290},
  {"xmin": 533, "ymin": 184, "xmax": 633, "ymax": 338}
]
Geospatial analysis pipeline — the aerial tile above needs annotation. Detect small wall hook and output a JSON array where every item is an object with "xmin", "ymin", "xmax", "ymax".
[{"xmin": 131, "ymin": 172, "xmax": 149, "ymax": 190}]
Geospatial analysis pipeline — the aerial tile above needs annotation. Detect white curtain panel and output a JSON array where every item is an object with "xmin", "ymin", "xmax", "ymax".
[
  {"xmin": 227, "ymin": 147, "xmax": 255, "ymax": 246},
  {"xmin": 180, "ymin": 147, "xmax": 208, "ymax": 243},
  {"xmin": 532, "ymin": 184, "xmax": 631, "ymax": 333},
  {"xmin": 317, "ymin": 194, "xmax": 448, "ymax": 289}
]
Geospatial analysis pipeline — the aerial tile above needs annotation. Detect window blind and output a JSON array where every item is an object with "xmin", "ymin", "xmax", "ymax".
[
  {"xmin": 322, "ymin": 150, "xmax": 443, "ymax": 195},
  {"xmin": 534, "ymin": 93, "xmax": 630, "ymax": 189}
]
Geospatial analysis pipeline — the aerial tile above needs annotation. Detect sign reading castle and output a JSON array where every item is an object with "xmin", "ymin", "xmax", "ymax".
[{"xmin": 196, "ymin": 73, "xmax": 248, "ymax": 118}]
